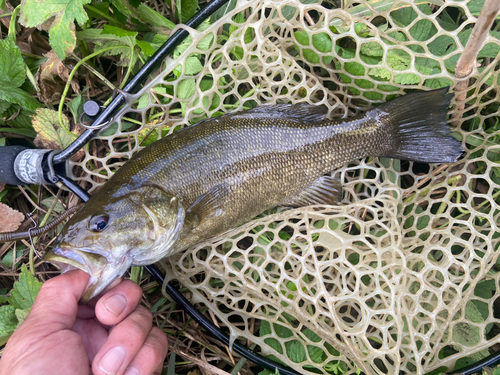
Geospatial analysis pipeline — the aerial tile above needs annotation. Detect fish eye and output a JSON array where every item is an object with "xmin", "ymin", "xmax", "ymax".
[{"xmin": 89, "ymin": 214, "xmax": 109, "ymax": 233}]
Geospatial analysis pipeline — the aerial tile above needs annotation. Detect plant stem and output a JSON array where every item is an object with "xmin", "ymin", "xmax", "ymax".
[{"xmin": 58, "ymin": 46, "xmax": 121, "ymax": 128}]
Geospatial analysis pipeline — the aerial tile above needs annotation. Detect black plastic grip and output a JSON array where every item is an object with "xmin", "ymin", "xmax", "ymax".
[{"xmin": 0, "ymin": 146, "xmax": 28, "ymax": 185}]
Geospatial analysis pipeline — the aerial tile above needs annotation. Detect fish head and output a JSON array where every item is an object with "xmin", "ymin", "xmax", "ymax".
[{"xmin": 44, "ymin": 186, "xmax": 184, "ymax": 302}]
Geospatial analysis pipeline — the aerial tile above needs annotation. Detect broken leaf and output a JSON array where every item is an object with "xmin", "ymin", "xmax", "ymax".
[
  {"xmin": 0, "ymin": 203, "xmax": 24, "ymax": 233},
  {"xmin": 36, "ymin": 51, "xmax": 80, "ymax": 103},
  {"xmin": 32, "ymin": 108, "xmax": 79, "ymax": 151}
]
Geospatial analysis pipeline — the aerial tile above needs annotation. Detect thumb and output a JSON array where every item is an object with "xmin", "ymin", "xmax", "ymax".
[{"xmin": 22, "ymin": 269, "xmax": 90, "ymax": 334}]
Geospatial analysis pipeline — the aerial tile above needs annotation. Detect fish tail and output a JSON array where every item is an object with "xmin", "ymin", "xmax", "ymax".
[{"xmin": 380, "ymin": 87, "xmax": 463, "ymax": 163}]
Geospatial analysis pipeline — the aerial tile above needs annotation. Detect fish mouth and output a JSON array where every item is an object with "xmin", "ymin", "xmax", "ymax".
[{"xmin": 44, "ymin": 247, "xmax": 130, "ymax": 302}]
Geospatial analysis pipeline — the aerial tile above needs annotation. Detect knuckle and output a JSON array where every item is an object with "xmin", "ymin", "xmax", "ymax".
[
  {"xmin": 120, "ymin": 280, "xmax": 142, "ymax": 295},
  {"xmin": 132, "ymin": 306, "xmax": 153, "ymax": 324},
  {"xmin": 122, "ymin": 306, "xmax": 153, "ymax": 338},
  {"xmin": 144, "ymin": 330, "xmax": 168, "ymax": 363}
]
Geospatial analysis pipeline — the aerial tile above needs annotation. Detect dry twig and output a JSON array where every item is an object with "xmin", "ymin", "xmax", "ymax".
[
  {"xmin": 453, "ymin": 0, "xmax": 500, "ymax": 122},
  {"xmin": 169, "ymin": 346, "xmax": 232, "ymax": 375}
]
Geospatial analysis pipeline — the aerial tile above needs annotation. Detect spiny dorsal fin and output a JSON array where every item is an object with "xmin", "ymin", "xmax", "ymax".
[
  {"xmin": 282, "ymin": 176, "xmax": 343, "ymax": 208},
  {"xmin": 230, "ymin": 103, "xmax": 327, "ymax": 123}
]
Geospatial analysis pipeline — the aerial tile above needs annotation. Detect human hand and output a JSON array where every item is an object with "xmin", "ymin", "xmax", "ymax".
[{"xmin": 0, "ymin": 269, "xmax": 168, "ymax": 375}]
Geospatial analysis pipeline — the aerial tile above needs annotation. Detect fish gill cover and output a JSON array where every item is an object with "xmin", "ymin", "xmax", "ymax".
[{"xmin": 67, "ymin": 0, "xmax": 500, "ymax": 374}]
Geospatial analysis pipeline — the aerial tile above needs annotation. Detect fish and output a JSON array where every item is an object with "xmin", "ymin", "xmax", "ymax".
[{"xmin": 44, "ymin": 87, "xmax": 463, "ymax": 301}]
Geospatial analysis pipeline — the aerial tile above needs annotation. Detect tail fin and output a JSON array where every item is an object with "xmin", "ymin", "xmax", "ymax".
[{"xmin": 379, "ymin": 87, "xmax": 463, "ymax": 163}]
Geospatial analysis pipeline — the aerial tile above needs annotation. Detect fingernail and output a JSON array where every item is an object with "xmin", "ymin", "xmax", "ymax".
[
  {"xmin": 98, "ymin": 346, "xmax": 126, "ymax": 374},
  {"xmin": 124, "ymin": 367, "xmax": 140, "ymax": 375},
  {"xmin": 104, "ymin": 293, "xmax": 127, "ymax": 315}
]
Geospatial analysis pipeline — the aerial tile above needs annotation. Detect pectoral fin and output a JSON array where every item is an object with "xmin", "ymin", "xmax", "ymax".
[
  {"xmin": 282, "ymin": 176, "xmax": 343, "ymax": 207},
  {"xmin": 184, "ymin": 184, "xmax": 229, "ymax": 230}
]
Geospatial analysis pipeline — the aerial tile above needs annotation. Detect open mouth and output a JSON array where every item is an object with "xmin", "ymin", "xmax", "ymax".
[{"xmin": 44, "ymin": 247, "xmax": 109, "ymax": 302}]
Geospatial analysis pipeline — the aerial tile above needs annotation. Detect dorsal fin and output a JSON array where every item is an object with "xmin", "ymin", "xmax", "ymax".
[
  {"xmin": 282, "ymin": 176, "xmax": 343, "ymax": 207},
  {"xmin": 230, "ymin": 103, "xmax": 327, "ymax": 123}
]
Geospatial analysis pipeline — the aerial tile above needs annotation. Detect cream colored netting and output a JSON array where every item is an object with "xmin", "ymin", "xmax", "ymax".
[{"xmin": 71, "ymin": 0, "xmax": 500, "ymax": 374}]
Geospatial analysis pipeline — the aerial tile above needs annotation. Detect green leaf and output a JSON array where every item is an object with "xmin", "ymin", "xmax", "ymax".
[
  {"xmin": 15, "ymin": 308, "xmax": 29, "ymax": 326},
  {"xmin": 387, "ymin": 49, "xmax": 411, "ymax": 70},
  {"xmin": 312, "ymin": 33, "xmax": 332, "ymax": 53},
  {"xmin": 229, "ymin": 12, "xmax": 245, "ymax": 36},
  {"xmin": 174, "ymin": 56, "xmax": 204, "ymax": 77},
  {"xmin": 67, "ymin": 94, "xmax": 83, "ymax": 125},
  {"xmin": 102, "ymin": 24, "xmax": 137, "ymax": 37},
  {"xmin": 409, "ymin": 19, "xmax": 437, "ymax": 41},
  {"xmin": 32, "ymin": 108, "xmax": 77, "ymax": 150},
  {"xmin": 259, "ymin": 319, "xmax": 272, "ymax": 335},
  {"xmin": 2, "ymin": 249, "xmax": 25, "ymax": 268},
  {"xmin": 360, "ymin": 41, "xmax": 384, "ymax": 57},
  {"xmin": 0, "ymin": 100, "xmax": 11, "ymax": 116},
  {"xmin": 0, "ymin": 36, "xmax": 26, "ymax": 88},
  {"xmin": 467, "ymin": 0, "xmax": 500, "ymax": 17},
  {"xmin": 177, "ymin": 79, "xmax": 196, "ymax": 99},
  {"xmin": 0, "ymin": 289, "xmax": 8, "ymax": 304},
  {"xmin": 0, "ymin": 37, "xmax": 40, "ymax": 111},
  {"xmin": 458, "ymin": 28, "xmax": 500, "ymax": 58},
  {"xmin": 77, "ymin": 28, "xmax": 138, "ymax": 65},
  {"xmin": 137, "ymin": 4, "xmax": 175, "ymax": 29},
  {"xmin": 303, "ymin": 49, "xmax": 320, "ymax": 64},
  {"xmin": 394, "ymin": 73, "xmax": 420, "ymax": 85},
  {"xmin": 451, "ymin": 300, "xmax": 486, "ymax": 350},
  {"xmin": 0, "ymin": 305, "xmax": 17, "ymax": 345},
  {"xmin": 344, "ymin": 62, "xmax": 365, "ymax": 76},
  {"xmin": 294, "ymin": 30, "xmax": 309, "ymax": 46},
  {"xmin": 0, "ymin": 128, "xmax": 37, "ymax": 137},
  {"xmin": 172, "ymin": 20, "xmax": 212, "ymax": 58},
  {"xmin": 176, "ymin": 0, "xmax": 198, "ymax": 23},
  {"xmin": 428, "ymin": 35, "xmax": 456, "ymax": 57},
  {"xmin": 210, "ymin": 0, "xmax": 237, "ymax": 22},
  {"xmin": 424, "ymin": 77, "xmax": 452, "ymax": 89},
  {"xmin": 98, "ymin": 121, "xmax": 134, "ymax": 136},
  {"xmin": 19, "ymin": 0, "xmax": 91, "ymax": 59},
  {"xmin": 390, "ymin": 6, "xmax": 417, "ymax": 27},
  {"xmin": 474, "ymin": 279, "xmax": 496, "ymax": 299},
  {"xmin": 136, "ymin": 40, "xmax": 154, "ymax": 57},
  {"xmin": 303, "ymin": 329, "xmax": 325, "ymax": 363},
  {"xmin": 285, "ymin": 340, "xmax": 307, "ymax": 363},
  {"xmin": 8, "ymin": 265, "xmax": 42, "ymax": 311},
  {"xmin": 197, "ymin": 33, "xmax": 214, "ymax": 51},
  {"xmin": 281, "ymin": 0, "xmax": 320, "ymax": 20},
  {"xmin": 369, "ymin": 67, "xmax": 391, "ymax": 80},
  {"xmin": 0, "ymin": 87, "xmax": 41, "ymax": 111},
  {"xmin": 86, "ymin": 2, "xmax": 110, "ymax": 19}
]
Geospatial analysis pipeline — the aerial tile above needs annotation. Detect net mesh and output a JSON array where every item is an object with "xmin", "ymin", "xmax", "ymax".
[{"xmin": 71, "ymin": 0, "xmax": 500, "ymax": 373}]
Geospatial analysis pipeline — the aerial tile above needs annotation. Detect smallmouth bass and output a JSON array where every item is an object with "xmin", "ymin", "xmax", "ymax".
[{"xmin": 45, "ymin": 88, "xmax": 463, "ymax": 301}]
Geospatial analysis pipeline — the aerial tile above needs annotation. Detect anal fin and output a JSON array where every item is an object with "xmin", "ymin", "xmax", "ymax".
[{"xmin": 282, "ymin": 176, "xmax": 343, "ymax": 208}]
